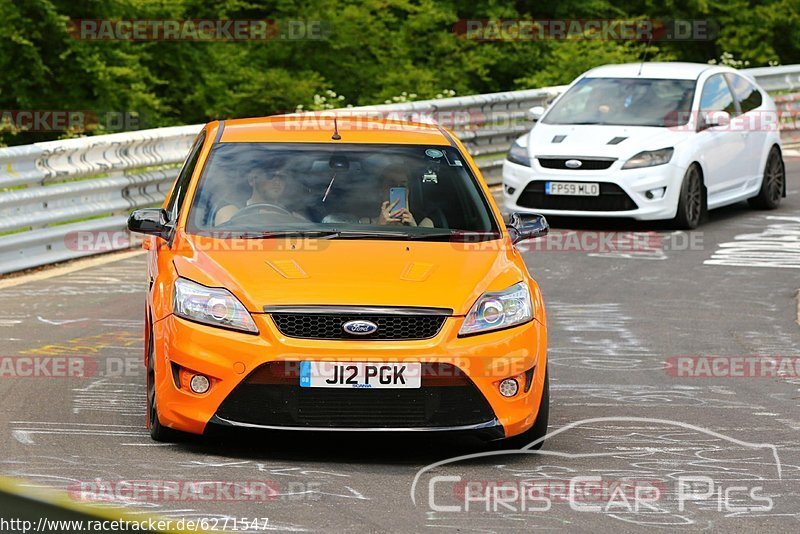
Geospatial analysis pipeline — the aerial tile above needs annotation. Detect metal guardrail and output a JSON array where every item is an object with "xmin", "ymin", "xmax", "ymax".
[
  {"xmin": 741, "ymin": 65, "xmax": 800, "ymax": 92},
  {"xmin": 774, "ymin": 93, "xmax": 800, "ymax": 143},
  {"xmin": 0, "ymin": 126, "xmax": 200, "ymax": 273},
  {"xmin": 351, "ymin": 85, "xmax": 567, "ymax": 181},
  {"xmin": 1, "ymin": 66, "xmax": 799, "ymax": 275}
]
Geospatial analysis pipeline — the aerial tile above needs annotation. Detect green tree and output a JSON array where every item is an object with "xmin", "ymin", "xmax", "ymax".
[{"xmin": 0, "ymin": 0, "xmax": 797, "ymax": 147}]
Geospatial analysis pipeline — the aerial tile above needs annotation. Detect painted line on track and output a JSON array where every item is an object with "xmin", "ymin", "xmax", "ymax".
[
  {"xmin": 0, "ymin": 250, "xmax": 145, "ymax": 290},
  {"xmin": 796, "ymin": 289, "xmax": 800, "ymax": 326}
]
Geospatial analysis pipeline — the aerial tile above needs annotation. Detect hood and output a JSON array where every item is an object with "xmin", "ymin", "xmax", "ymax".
[
  {"xmin": 171, "ymin": 233, "xmax": 526, "ymax": 316},
  {"xmin": 526, "ymin": 123, "xmax": 689, "ymax": 160}
]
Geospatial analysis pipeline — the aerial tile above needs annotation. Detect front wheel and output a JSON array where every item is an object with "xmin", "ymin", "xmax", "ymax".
[
  {"xmin": 671, "ymin": 164, "xmax": 704, "ymax": 229},
  {"xmin": 748, "ymin": 147, "xmax": 784, "ymax": 210},
  {"xmin": 146, "ymin": 328, "xmax": 184, "ymax": 442}
]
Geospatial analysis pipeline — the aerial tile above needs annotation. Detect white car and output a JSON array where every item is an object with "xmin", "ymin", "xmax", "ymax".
[{"xmin": 503, "ymin": 62, "xmax": 785, "ymax": 228}]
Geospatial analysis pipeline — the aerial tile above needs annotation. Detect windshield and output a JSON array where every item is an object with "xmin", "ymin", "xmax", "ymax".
[
  {"xmin": 186, "ymin": 143, "xmax": 500, "ymax": 240},
  {"xmin": 542, "ymin": 77, "xmax": 697, "ymax": 127}
]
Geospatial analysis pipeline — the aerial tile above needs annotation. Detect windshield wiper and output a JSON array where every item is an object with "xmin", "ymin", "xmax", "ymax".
[
  {"xmin": 234, "ymin": 230, "xmax": 412, "ymax": 240},
  {"xmin": 406, "ymin": 231, "xmax": 501, "ymax": 241},
  {"xmin": 329, "ymin": 230, "xmax": 413, "ymax": 239},
  {"xmin": 404, "ymin": 231, "xmax": 457, "ymax": 240},
  {"xmin": 232, "ymin": 229, "xmax": 501, "ymax": 241},
  {"xmin": 234, "ymin": 230, "xmax": 345, "ymax": 239}
]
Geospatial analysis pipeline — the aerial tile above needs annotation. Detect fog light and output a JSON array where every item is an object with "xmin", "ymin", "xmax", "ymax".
[
  {"xmin": 505, "ymin": 185, "xmax": 516, "ymax": 195},
  {"xmin": 499, "ymin": 378, "xmax": 519, "ymax": 397},
  {"xmin": 645, "ymin": 187, "xmax": 666, "ymax": 200},
  {"xmin": 190, "ymin": 374, "xmax": 210, "ymax": 394}
]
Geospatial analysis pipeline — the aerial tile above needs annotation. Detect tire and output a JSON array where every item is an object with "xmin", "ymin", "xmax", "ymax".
[
  {"xmin": 671, "ymin": 164, "xmax": 704, "ymax": 230},
  {"xmin": 146, "ymin": 327, "xmax": 184, "ymax": 442},
  {"xmin": 495, "ymin": 368, "xmax": 550, "ymax": 450},
  {"xmin": 748, "ymin": 147, "xmax": 784, "ymax": 210}
]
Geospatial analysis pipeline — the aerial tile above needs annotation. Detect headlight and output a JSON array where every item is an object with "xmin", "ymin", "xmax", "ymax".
[
  {"xmin": 506, "ymin": 140, "xmax": 531, "ymax": 167},
  {"xmin": 459, "ymin": 282, "xmax": 533, "ymax": 336},
  {"xmin": 622, "ymin": 148, "xmax": 674, "ymax": 169},
  {"xmin": 173, "ymin": 277, "xmax": 258, "ymax": 334}
]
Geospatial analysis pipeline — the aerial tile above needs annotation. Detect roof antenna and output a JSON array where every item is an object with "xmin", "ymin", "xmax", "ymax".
[
  {"xmin": 638, "ymin": 36, "xmax": 653, "ymax": 76},
  {"xmin": 331, "ymin": 117, "xmax": 341, "ymax": 140}
]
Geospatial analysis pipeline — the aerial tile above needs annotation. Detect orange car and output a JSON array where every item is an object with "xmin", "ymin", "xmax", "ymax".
[{"xmin": 128, "ymin": 115, "xmax": 550, "ymax": 446}]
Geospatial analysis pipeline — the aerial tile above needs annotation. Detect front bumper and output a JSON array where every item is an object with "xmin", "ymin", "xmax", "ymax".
[
  {"xmin": 151, "ymin": 312, "xmax": 547, "ymax": 439},
  {"xmin": 502, "ymin": 159, "xmax": 686, "ymax": 221},
  {"xmin": 207, "ymin": 415, "xmax": 506, "ymax": 440}
]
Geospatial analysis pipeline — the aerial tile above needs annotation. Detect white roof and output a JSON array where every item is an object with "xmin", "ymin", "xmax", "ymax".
[{"xmin": 583, "ymin": 62, "xmax": 725, "ymax": 80}]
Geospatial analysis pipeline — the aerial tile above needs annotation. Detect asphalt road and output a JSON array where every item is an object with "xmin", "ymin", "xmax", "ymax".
[{"xmin": 1, "ymin": 159, "xmax": 800, "ymax": 532}]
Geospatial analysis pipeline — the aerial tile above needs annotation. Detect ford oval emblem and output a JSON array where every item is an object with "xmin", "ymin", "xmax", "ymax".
[
  {"xmin": 565, "ymin": 159, "xmax": 582, "ymax": 169},
  {"xmin": 342, "ymin": 320, "xmax": 378, "ymax": 335}
]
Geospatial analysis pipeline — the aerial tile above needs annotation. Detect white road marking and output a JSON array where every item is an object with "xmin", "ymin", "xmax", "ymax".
[
  {"xmin": 12, "ymin": 430, "xmax": 34, "ymax": 444},
  {"xmin": 72, "ymin": 379, "xmax": 145, "ymax": 416},
  {"xmin": 547, "ymin": 302, "xmax": 656, "ymax": 371},
  {"xmin": 119, "ymin": 443, "xmax": 174, "ymax": 447},
  {"xmin": 0, "ymin": 250, "xmax": 144, "ymax": 289},
  {"xmin": 705, "ymin": 216, "xmax": 800, "ymax": 269},
  {"xmin": 10, "ymin": 421, "xmax": 146, "ymax": 440},
  {"xmin": 257, "ymin": 466, "xmax": 350, "ymax": 478},
  {"xmin": 796, "ymin": 289, "xmax": 800, "ymax": 325},
  {"xmin": 11, "ymin": 430, "xmax": 144, "ymax": 436},
  {"xmin": 183, "ymin": 460, "xmax": 252, "ymax": 468},
  {"xmin": 588, "ymin": 231, "xmax": 670, "ymax": 260},
  {"xmin": 36, "ymin": 316, "xmax": 88, "ymax": 326},
  {"xmin": 10, "ymin": 421, "xmax": 139, "ymax": 427}
]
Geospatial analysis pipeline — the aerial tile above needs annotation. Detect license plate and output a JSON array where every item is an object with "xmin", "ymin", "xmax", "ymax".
[
  {"xmin": 299, "ymin": 361, "xmax": 421, "ymax": 389},
  {"xmin": 545, "ymin": 181, "xmax": 600, "ymax": 196}
]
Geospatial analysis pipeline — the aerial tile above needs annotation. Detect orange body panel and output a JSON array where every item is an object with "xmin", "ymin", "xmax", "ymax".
[{"xmin": 145, "ymin": 115, "xmax": 548, "ymax": 439}]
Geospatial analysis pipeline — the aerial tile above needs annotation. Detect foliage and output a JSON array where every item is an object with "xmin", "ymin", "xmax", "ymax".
[{"xmin": 0, "ymin": 0, "xmax": 797, "ymax": 146}]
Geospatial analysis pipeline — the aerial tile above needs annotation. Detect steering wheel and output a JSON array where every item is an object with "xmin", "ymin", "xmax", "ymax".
[{"xmin": 227, "ymin": 203, "xmax": 293, "ymax": 223}]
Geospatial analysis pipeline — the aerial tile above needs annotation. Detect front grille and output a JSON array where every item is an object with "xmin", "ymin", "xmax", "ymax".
[
  {"xmin": 537, "ymin": 157, "xmax": 616, "ymax": 170},
  {"xmin": 214, "ymin": 362, "xmax": 496, "ymax": 428},
  {"xmin": 271, "ymin": 313, "xmax": 446, "ymax": 340},
  {"xmin": 517, "ymin": 181, "xmax": 637, "ymax": 212}
]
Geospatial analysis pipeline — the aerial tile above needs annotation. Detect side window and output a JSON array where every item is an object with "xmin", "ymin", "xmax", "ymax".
[
  {"xmin": 166, "ymin": 131, "xmax": 206, "ymax": 220},
  {"xmin": 726, "ymin": 74, "xmax": 763, "ymax": 114},
  {"xmin": 699, "ymin": 74, "xmax": 736, "ymax": 114}
]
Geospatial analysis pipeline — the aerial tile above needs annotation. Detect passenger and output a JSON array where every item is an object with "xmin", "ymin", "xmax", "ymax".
[{"xmin": 372, "ymin": 164, "xmax": 433, "ymax": 227}]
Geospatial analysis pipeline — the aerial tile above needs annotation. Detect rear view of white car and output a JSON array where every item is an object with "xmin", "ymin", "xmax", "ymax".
[{"xmin": 503, "ymin": 62, "xmax": 786, "ymax": 228}]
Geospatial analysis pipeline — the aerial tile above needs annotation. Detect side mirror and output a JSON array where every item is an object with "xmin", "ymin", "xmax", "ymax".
[
  {"xmin": 698, "ymin": 110, "xmax": 731, "ymax": 132},
  {"xmin": 127, "ymin": 208, "xmax": 172, "ymax": 240},
  {"xmin": 508, "ymin": 212, "xmax": 549, "ymax": 244},
  {"xmin": 527, "ymin": 105, "xmax": 546, "ymax": 122}
]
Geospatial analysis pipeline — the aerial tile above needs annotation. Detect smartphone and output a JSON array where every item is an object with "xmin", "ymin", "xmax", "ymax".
[{"xmin": 389, "ymin": 187, "xmax": 408, "ymax": 216}]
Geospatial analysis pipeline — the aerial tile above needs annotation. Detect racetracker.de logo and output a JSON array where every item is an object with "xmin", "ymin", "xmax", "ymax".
[
  {"xmin": 666, "ymin": 356, "xmax": 800, "ymax": 378},
  {"xmin": 271, "ymin": 111, "xmax": 492, "ymax": 131},
  {"xmin": 67, "ymin": 480, "xmax": 322, "ymax": 502},
  {"xmin": 0, "ymin": 110, "xmax": 140, "ymax": 133},
  {"xmin": 453, "ymin": 19, "xmax": 717, "ymax": 41},
  {"xmin": 0, "ymin": 356, "xmax": 96, "ymax": 378},
  {"xmin": 67, "ymin": 19, "xmax": 329, "ymax": 41}
]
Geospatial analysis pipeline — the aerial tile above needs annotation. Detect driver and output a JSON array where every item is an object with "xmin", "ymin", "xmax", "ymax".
[
  {"xmin": 215, "ymin": 167, "xmax": 304, "ymax": 225},
  {"xmin": 583, "ymin": 86, "xmax": 618, "ymax": 118}
]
